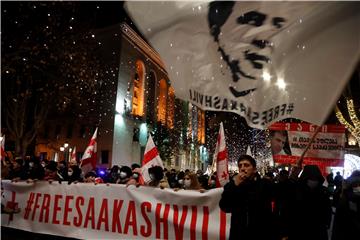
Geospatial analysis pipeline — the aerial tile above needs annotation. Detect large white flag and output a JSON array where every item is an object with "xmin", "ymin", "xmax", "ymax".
[
  {"xmin": 140, "ymin": 134, "xmax": 164, "ymax": 184},
  {"xmin": 214, "ymin": 122, "xmax": 229, "ymax": 187},
  {"xmin": 125, "ymin": 2, "xmax": 360, "ymax": 129},
  {"xmin": 80, "ymin": 128, "xmax": 98, "ymax": 175}
]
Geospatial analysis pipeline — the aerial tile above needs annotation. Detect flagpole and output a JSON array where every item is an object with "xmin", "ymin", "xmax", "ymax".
[
  {"xmin": 296, "ymin": 126, "xmax": 321, "ymax": 167},
  {"xmin": 290, "ymin": 125, "xmax": 321, "ymax": 179}
]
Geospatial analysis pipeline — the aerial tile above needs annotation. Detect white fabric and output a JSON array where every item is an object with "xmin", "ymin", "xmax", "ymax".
[
  {"xmin": 80, "ymin": 128, "xmax": 98, "ymax": 174},
  {"xmin": 0, "ymin": 134, "xmax": 5, "ymax": 159},
  {"xmin": 141, "ymin": 135, "xmax": 164, "ymax": 184},
  {"xmin": 125, "ymin": 2, "xmax": 360, "ymax": 129},
  {"xmin": 214, "ymin": 122, "xmax": 229, "ymax": 187},
  {"xmin": 1, "ymin": 180, "xmax": 230, "ymax": 239},
  {"xmin": 70, "ymin": 146, "xmax": 76, "ymax": 163}
]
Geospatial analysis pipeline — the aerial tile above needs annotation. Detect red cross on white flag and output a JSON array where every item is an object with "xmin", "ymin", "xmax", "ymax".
[
  {"xmin": 1, "ymin": 135, "xmax": 6, "ymax": 160},
  {"xmin": 80, "ymin": 128, "xmax": 98, "ymax": 175},
  {"xmin": 214, "ymin": 122, "xmax": 229, "ymax": 187},
  {"xmin": 140, "ymin": 134, "xmax": 164, "ymax": 184}
]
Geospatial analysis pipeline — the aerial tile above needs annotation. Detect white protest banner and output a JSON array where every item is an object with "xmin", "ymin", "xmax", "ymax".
[
  {"xmin": 125, "ymin": 2, "xmax": 360, "ymax": 129},
  {"xmin": 1, "ymin": 180, "xmax": 230, "ymax": 239},
  {"xmin": 269, "ymin": 122, "xmax": 346, "ymax": 175}
]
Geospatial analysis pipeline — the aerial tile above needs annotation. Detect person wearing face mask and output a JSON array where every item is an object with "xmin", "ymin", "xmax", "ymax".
[
  {"xmin": 331, "ymin": 170, "xmax": 360, "ymax": 240},
  {"xmin": 116, "ymin": 166, "xmax": 132, "ymax": 184},
  {"xmin": 183, "ymin": 173, "xmax": 205, "ymax": 193},
  {"xmin": 283, "ymin": 165, "xmax": 332, "ymax": 240},
  {"xmin": 66, "ymin": 165, "xmax": 82, "ymax": 184},
  {"xmin": 25, "ymin": 157, "xmax": 45, "ymax": 181},
  {"xmin": 126, "ymin": 167, "xmax": 142, "ymax": 187}
]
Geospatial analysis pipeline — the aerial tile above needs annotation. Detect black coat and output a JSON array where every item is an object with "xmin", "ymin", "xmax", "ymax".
[
  {"xmin": 219, "ymin": 176, "xmax": 278, "ymax": 240},
  {"xmin": 286, "ymin": 182, "xmax": 332, "ymax": 240},
  {"xmin": 332, "ymin": 190, "xmax": 360, "ymax": 240}
]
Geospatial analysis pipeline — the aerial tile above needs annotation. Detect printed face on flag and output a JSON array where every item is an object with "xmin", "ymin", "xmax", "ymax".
[{"xmin": 125, "ymin": 2, "xmax": 360, "ymax": 129}]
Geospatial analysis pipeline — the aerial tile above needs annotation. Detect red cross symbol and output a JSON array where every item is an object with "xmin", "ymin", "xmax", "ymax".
[
  {"xmin": 88, "ymin": 149, "xmax": 94, "ymax": 156},
  {"xmin": 221, "ymin": 171, "xmax": 228, "ymax": 180},
  {"xmin": 6, "ymin": 191, "xmax": 19, "ymax": 223}
]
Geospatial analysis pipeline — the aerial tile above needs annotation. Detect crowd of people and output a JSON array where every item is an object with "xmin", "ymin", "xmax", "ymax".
[
  {"xmin": 1, "ymin": 155, "xmax": 360, "ymax": 240},
  {"xmin": 219, "ymin": 155, "xmax": 360, "ymax": 240},
  {"xmin": 0, "ymin": 156, "xmax": 219, "ymax": 191}
]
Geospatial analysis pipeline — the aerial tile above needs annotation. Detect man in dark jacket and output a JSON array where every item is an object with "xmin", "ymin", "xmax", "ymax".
[{"xmin": 219, "ymin": 155, "xmax": 279, "ymax": 240}]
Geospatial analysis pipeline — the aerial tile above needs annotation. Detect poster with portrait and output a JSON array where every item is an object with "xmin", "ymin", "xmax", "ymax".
[{"xmin": 269, "ymin": 122, "xmax": 346, "ymax": 175}]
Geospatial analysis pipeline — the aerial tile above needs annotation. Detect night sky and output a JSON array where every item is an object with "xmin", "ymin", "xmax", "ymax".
[{"xmin": 1, "ymin": 1, "xmax": 135, "ymax": 122}]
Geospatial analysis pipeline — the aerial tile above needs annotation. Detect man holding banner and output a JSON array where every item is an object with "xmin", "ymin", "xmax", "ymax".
[{"xmin": 219, "ymin": 155, "xmax": 279, "ymax": 240}]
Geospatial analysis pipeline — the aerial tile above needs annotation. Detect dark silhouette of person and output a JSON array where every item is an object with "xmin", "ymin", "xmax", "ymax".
[
  {"xmin": 331, "ymin": 170, "xmax": 360, "ymax": 240},
  {"xmin": 285, "ymin": 165, "xmax": 332, "ymax": 240}
]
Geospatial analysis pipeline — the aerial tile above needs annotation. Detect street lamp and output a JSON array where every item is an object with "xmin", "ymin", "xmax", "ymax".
[{"xmin": 60, "ymin": 142, "xmax": 70, "ymax": 162}]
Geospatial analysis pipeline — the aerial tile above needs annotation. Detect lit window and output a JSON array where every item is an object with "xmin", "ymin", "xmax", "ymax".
[
  {"xmin": 157, "ymin": 79, "xmax": 167, "ymax": 124},
  {"xmin": 131, "ymin": 60, "xmax": 145, "ymax": 117}
]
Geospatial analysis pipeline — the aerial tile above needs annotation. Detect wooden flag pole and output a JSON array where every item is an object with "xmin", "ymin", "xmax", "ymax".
[{"xmin": 290, "ymin": 125, "xmax": 321, "ymax": 178}]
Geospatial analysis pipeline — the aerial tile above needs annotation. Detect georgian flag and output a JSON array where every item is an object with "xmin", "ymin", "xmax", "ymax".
[
  {"xmin": 214, "ymin": 122, "xmax": 229, "ymax": 187},
  {"xmin": 125, "ymin": 2, "xmax": 360, "ymax": 129},
  {"xmin": 80, "ymin": 128, "xmax": 98, "ymax": 174},
  {"xmin": 140, "ymin": 134, "xmax": 164, "ymax": 184},
  {"xmin": 0, "ymin": 135, "xmax": 5, "ymax": 160},
  {"xmin": 70, "ymin": 146, "xmax": 77, "ymax": 163}
]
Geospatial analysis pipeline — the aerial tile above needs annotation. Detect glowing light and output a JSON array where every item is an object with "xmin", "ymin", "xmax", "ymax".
[
  {"xmin": 335, "ymin": 99, "xmax": 360, "ymax": 145},
  {"xmin": 60, "ymin": 147, "xmax": 65, "ymax": 152},
  {"xmin": 332, "ymin": 154, "xmax": 360, "ymax": 178},
  {"xmin": 262, "ymin": 71, "xmax": 271, "ymax": 82},
  {"xmin": 348, "ymin": 135, "xmax": 357, "ymax": 146},
  {"xmin": 276, "ymin": 78, "xmax": 286, "ymax": 90}
]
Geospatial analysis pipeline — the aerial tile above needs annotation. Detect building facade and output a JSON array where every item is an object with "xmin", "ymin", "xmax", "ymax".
[
  {"xmin": 35, "ymin": 23, "xmax": 208, "ymax": 170},
  {"xmin": 112, "ymin": 23, "xmax": 207, "ymax": 170}
]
